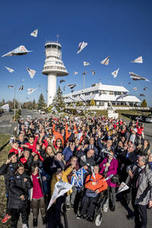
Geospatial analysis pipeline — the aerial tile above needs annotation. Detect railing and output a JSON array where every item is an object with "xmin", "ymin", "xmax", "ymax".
[
  {"xmin": 43, "ymin": 66, "xmax": 66, "ymax": 71},
  {"xmin": 65, "ymin": 106, "xmax": 150, "ymax": 111}
]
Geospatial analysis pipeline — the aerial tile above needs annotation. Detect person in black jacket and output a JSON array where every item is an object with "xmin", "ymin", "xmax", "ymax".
[
  {"xmin": 117, "ymin": 142, "xmax": 137, "ymax": 218},
  {"xmin": 79, "ymin": 149, "xmax": 95, "ymax": 170},
  {"xmin": 123, "ymin": 143, "xmax": 137, "ymax": 168},
  {"xmin": 0, "ymin": 152, "xmax": 18, "ymax": 224},
  {"xmin": 43, "ymin": 152, "xmax": 65, "ymax": 177},
  {"xmin": 8, "ymin": 163, "xmax": 32, "ymax": 228},
  {"xmin": 84, "ymin": 137, "xmax": 99, "ymax": 160}
]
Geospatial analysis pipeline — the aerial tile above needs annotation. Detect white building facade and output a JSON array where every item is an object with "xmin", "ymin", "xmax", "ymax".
[{"xmin": 64, "ymin": 83, "xmax": 141, "ymax": 108}]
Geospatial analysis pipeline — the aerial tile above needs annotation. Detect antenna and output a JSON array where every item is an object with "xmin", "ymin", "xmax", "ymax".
[{"xmin": 56, "ymin": 34, "xmax": 59, "ymax": 43}]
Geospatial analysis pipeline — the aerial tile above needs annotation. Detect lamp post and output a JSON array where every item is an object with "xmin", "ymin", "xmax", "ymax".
[
  {"xmin": 82, "ymin": 72, "xmax": 86, "ymax": 90},
  {"xmin": 13, "ymin": 87, "xmax": 16, "ymax": 120},
  {"xmin": 8, "ymin": 85, "xmax": 16, "ymax": 120}
]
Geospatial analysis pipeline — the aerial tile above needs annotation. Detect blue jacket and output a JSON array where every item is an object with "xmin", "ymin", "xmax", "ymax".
[{"xmin": 63, "ymin": 147, "xmax": 73, "ymax": 162}]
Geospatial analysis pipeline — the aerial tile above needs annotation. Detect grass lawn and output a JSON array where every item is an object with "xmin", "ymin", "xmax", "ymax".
[{"xmin": 0, "ymin": 134, "xmax": 11, "ymax": 227}]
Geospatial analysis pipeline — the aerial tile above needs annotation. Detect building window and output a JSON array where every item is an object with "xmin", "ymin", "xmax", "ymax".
[
  {"xmin": 44, "ymin": 66, "xmax": 66, "ymax": 71},
  {"xmin": 102, "ymin": 91, "xmax": 107, "ymax": 94},
  {"xmin": 85, "ymin": 92, "xmax": 90, "ymax": 96},
  {"xmin": 92, "ymin": 91, "xmax": 98, "ymax": 95},
  {"xmin": 52, "ymin": 45, "xmax": 57, "ymax": 48},
  {"xmin": 115, "ymin": 91, "xmax": 121, "ymax": 95},
  {"xmin": 109, "ymin": 91, "xmax": 114, "ymax": 95}
]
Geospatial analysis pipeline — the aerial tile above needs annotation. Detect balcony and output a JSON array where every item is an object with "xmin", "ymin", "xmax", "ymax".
[{"xmin": 42, "ymin": 65, "xmax": 68, "ymax": 76}]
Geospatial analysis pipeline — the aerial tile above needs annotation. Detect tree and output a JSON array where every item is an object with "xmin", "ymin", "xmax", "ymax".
[
  {"xmin": 46, "ymin": 105, "xmax": 53, "ymax": 113},
  {"xmin": 52, "ymin": 87, "xmax": 65, "ymax": 112},
  {"xmin": 90, "ymin": 99, "xmax": 96, "ymax": 106},
  {"xmin": 37, "ymin": 93, "xmax": 46, "ymax": 110},
  {"xmin": 7, "ymin": 100, "xmax": 14, "ymax": 109},
  {"xmin": 13, "ymin": 109, "xmax": 21, "ymax": 121},
  {"xmin": 23, "ymin": 102, "xmax": 33, "ymax": 110},
  {"xmin": 32, "ymin": 99, "xmax": 37, "ymax": 109},
  {"xmin": 0, "ymin": 99, "xmax": 5, "ymax": 107},
  {"xmin": 141, "ymin": 99, "xmax": 147, "ymax": 107}
]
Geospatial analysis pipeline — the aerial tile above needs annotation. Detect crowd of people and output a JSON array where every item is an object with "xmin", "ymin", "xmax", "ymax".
[{"xmin": 0, "ymin": 115, "xmax": 152, "ymax": 228}]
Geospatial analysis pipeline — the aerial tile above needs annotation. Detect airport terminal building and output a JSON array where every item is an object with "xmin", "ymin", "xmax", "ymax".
[{"xmin": 63, "ymin": 83, "xmax": 141, "ymax": 109}]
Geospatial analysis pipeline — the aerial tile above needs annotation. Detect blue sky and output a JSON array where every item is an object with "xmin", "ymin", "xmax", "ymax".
[{"xmin": 0, "ymin": 0, "xmax": 152, "ymax": 105}]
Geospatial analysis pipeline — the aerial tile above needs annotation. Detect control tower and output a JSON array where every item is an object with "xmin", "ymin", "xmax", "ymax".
[{"xmin": 42, "ymin": 42, "xmax": 68, "ymax": 106}]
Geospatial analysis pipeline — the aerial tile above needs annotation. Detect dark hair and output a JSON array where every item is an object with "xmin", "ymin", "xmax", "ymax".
[
  {"xmin": 56, "ymin": 151, "xmax": 62, "ymax": 156},
  {"xmin": 29, "ymin": 135, "xmax": 34, "ymax": 139},
  {"xmin": 8, "ymin": 152, "xmax": 16, "ymax": 159},
  {"xmin": 12, "ymin": 140, "xmax": 18, "ymax": 144},
  {"xmin": 56, "ymin": 168, "xmax": 62, "ymax": 174},
  {"xmin": 138, "ymin": 155, "xmax": 147, "ymax": 164},
  {"xmin": 17, "ymin": 163, "xmax": 24, "ymax": 169},
  {"xmin": 144, "ymin": 139, "xmax": 150, "ymax": 147},
  {"xmin": 23, "ymin": 147, "xmax": 31, "ymax": 152},
  {"xmin": 31, "ymin": 164, "xmax": 39, "ymax": 173}
]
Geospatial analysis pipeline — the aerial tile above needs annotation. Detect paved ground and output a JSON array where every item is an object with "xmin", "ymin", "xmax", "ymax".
[
  {"xmin": 143, "ymin": 122, "xmax": 152, "ymax": 147},
  {"xmin": 67, "ymin": 204, "xmax": 152, "ymax": 228},
  {"xmin": 18, "ymin": 202, "xmax": 152, "ymax": 228},
  {"xmin": 0, "ymin": 112, "xmax": 16, "ymax": 135},
  {"xmin": 0, "ymin": 110, "xmax": 152, "ymax": 228},
  {"xmin": 0, "ymin": 109, "xmax": 44, "ymax": 135}
]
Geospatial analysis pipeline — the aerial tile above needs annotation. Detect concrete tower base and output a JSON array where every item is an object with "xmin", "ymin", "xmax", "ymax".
[{"xmin": 48, "ymin": 75, "xmax": 57, "ymax": 106}]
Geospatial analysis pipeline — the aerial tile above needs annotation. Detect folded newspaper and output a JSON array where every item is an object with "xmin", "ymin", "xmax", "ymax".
[
  {"xmin": 47, "ymin": 181, "xmax": 73, "ymax": 210},
  {"xmin": 117, "ymin": 182, "xmax": 129, "ymax": 194}
]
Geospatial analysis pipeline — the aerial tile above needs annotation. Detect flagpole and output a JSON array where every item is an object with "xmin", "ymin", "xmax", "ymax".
[
  {"xmin": 83, "ymin": 73, "xmax": 85, "ymax": 89},
  {"xmin": 13, "ymin": 87, "xmax": 16, "ymax": 120}
]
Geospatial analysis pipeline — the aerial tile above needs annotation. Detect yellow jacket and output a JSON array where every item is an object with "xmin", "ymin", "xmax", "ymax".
[{"xmin": 51, "ymin": 166, "xmax": 73, "ymax": 196}]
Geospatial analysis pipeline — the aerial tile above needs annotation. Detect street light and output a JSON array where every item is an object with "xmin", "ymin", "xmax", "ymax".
[
  {"xmin": 82, "ymin": 72, "xmax": 86, "ymax": 89},
  {"xmin": 8, "ymin": 85, "xmax": 16, "ymax": 120}
]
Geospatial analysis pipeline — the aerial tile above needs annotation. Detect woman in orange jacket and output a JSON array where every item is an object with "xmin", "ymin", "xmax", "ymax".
[
  {"xmin": 52, "ymin": 124, "xmax": 64, "ymax": 146},
  {"xmin": 80, "ymin": 165, "xmax": 108, "ymax": 221}
]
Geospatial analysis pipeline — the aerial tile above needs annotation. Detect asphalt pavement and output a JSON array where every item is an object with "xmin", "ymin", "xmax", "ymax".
[
  {"xmin": 18, "ymin": 201, "xmax": 152, "ymax": 228},
  {"xmin": 143, "ymin": 122, "xmax": 152, "ymax": 148},
  {"xmin": 67, "ymin": 203, "xmax": 152, "ymax": 228}
]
